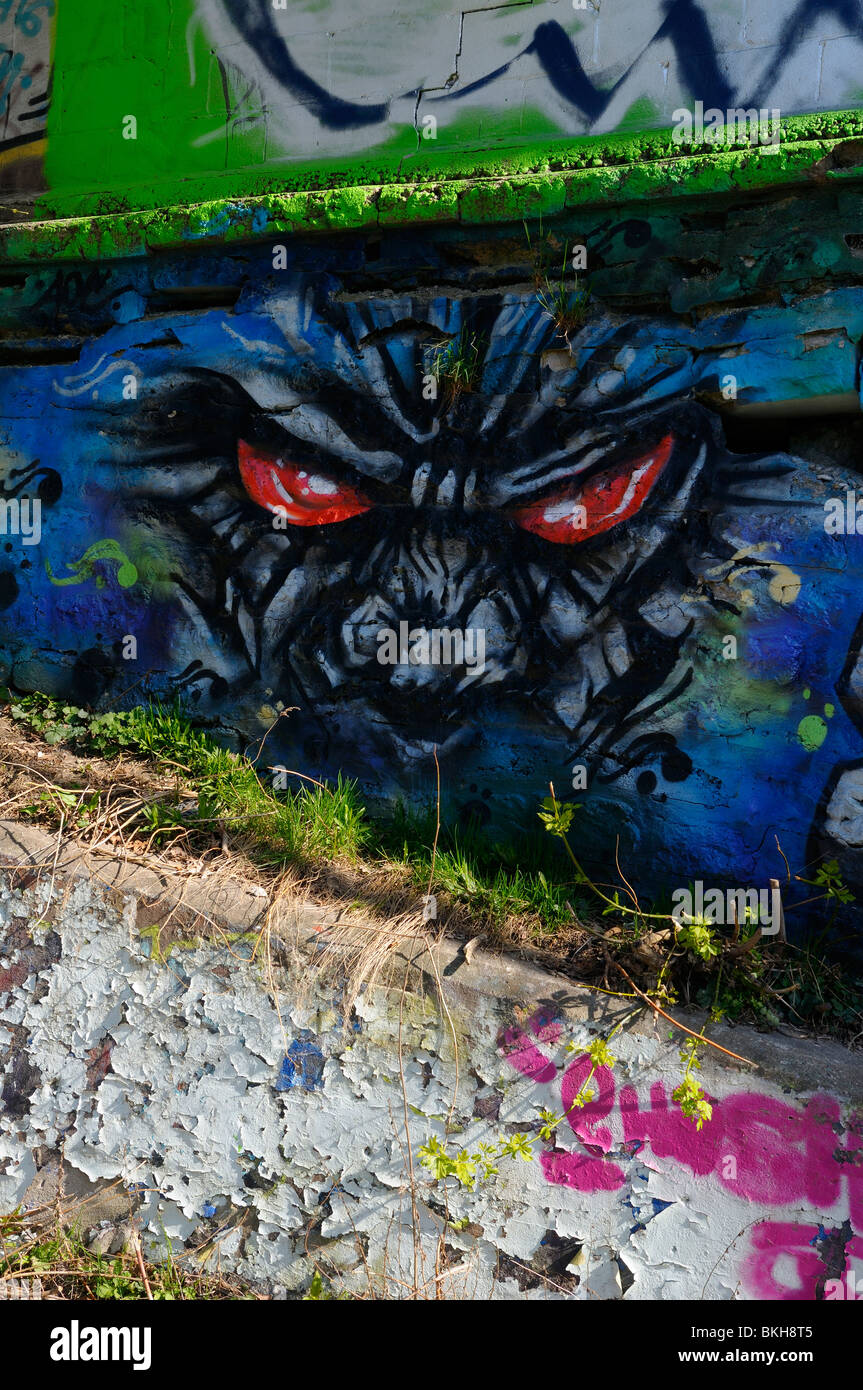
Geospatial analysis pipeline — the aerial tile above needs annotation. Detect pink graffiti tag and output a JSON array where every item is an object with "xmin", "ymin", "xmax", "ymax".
[
  {"xmin": 744, "ymin": 1221, "xmax": 863, "ymax": 1300},
  {"xmin": 498, "ymin": 1008, "xmax": 561, "ymax": 1084},
  {"xmin": 498, "ymin": 1011, "xmax": 863, "ymax": 1222}
]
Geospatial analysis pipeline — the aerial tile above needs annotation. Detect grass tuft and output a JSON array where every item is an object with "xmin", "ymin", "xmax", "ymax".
[
  {"xmin": 0, "ymin": 1215, "xmax": 258, "ymax": 1301},
  {"xmin": 429, "ymin": 326, "xmax": 485, "ymax": 402},
  {"xmin": 1, "ymin": 690, "xmax": 583, "ymax": 934}
]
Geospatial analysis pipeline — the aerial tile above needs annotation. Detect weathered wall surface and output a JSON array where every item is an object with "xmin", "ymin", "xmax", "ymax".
[
  {"xmin": 2, "ymin": 0, "xmax": 862, "ymax": 1309},
  {"xmin": 4, "ymin": 10, "xmax": 863, "ymax": 927},
  {"xmin": 3, "ymin": 193, "xmax": 863, "ymax": 917},
  {"xmin": 5, "ymin": 1, "xmax": 863, "ymax": 210},
  {"xmin": 0, "ymin": 0, "xmax": 52, "ymax": 199},
  {"xmin": 0, "ymin": 823, "xmax": 861, "ymax": 1300}
]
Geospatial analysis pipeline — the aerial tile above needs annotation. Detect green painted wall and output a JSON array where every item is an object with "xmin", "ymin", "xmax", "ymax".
[{"xmin": 3, "ymin": 0, "xmax": 860, "ymax": 235}]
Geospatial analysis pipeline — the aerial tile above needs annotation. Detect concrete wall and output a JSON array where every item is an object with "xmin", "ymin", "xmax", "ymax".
[
  {"xmin": 3, "ymin": 192, "xmax": 863, "ymax": 922},
  {"xmin": 4, "ymin": 1, "xmax": 863, "ymax": 209},
  {"xmin": 3, "ymin": 0, "xmax": 863, "ymax": 1309},
  {"xmin": 0, "ymin": 822, "xmax": 860, "ymax": 1300}
]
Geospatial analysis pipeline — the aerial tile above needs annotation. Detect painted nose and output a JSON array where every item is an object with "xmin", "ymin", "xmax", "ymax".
[{"xmin": 409, "ymin": 463, "xmax": 478, "ymax": 511}]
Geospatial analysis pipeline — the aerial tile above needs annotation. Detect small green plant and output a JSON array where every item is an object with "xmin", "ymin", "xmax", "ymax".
[
  {"xmin": 419, "ymin": 1024, "xmax": 625, "ymax": 1185},
  {"xmin": 538, "ymin": 795, "xmax": 580, "ymax": 842},
  {"xmin": 429, "ymin": 327, "xmax": 484, "ymax": 402},
  {"xmin": 417, "ymin": 1131, "xmax": 536, "ymax": 1191},
  {"xmin": 676, "ymin": 917, "xmax": 720, "ymax": 961},
  {"xmin": 21, "ymin": 787, "xmax": 101, "ymax": 829},
  {"xmin": 524, "ymin": 221, "xmax": 592, "ymax": 344},
  {"xmin": 799, "ymin": 858, "xmax": 855, "ymax": 906},
  {"xmin": 536, "ymin": 787, "xmax": 725, "ymax": 1129},
  {"xmin": 0, "ymin": 1222, "xmax": 253, "ymax": 1300},
  {"xmin": 536, "ymin": 263, "xmax": 591, "ymax": 344},
  {"xmin": 672, "ymin": 1037, "xmax": 713, "ymax": 1130},
  {"xmin": 672, "ymin": 1073, "xmax": 713, "ymax": 1131},
  {"xmin": 140, "ymin": 800, "xmax": 187, "ymax": 844},
  {"xmin": 537, "ymin": 788, "xmax": 668, "ymax": 929},
  {"xmin": 499, "ymin": 1133, "xmax": 534, "ymax": 1162},
  {"xmin": 581, "ymin": 1036, "xmax": 616, "ymax": 1069},
  {"xmin": 87, "ymin": 710, "xmax": 146, "ymax": 755},
  {"xmin": 304, "ymin": 1269, "xmax": 351, "ymax": 1301}
]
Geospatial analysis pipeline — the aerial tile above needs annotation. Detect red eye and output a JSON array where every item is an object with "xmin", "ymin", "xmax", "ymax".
[
  {"xmin": 238, "ymin": 439, "xmax": 373, "ymax": 525},
  {"xmin": 510, "ymin": 434, "xmax": 674, "ymax": 544}
]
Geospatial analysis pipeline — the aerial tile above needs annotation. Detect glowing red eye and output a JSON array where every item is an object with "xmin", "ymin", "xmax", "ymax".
[
  {"xmin": 238, "ymin": 440, "xmax": 373, "ymax": 525},
  {"xmin": 510, "ymin": 434, "xmax": 674, "ymax": 544}
]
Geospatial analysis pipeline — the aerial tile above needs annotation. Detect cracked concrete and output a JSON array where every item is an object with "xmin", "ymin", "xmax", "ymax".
[{"xmin": 0, "ymin": 821, "xmax": 861, "ymax": 1298}]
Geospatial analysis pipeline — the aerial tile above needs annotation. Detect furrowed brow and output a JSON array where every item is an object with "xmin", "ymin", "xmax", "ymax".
[
  {"xmin": 269, "ymin": 404, "xmax": 406, "ymax": 482},
  {"xmin": 488, "ymin": 437, "xmax": 621, "ymax": 506}
]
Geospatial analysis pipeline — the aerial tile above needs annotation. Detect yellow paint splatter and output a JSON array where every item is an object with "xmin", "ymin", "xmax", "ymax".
[
  {"xmin": 699, "ymin": 540, "xmax": 802, "ymax": 609},
  {"xmin": 768, "ymin": 564, "xmax": 801, "ymax": 606}
]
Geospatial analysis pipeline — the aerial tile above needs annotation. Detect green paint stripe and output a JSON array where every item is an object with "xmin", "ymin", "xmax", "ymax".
[{"xmin": 3, "ymin": 114, "xmax": 863, "ymax": 264}]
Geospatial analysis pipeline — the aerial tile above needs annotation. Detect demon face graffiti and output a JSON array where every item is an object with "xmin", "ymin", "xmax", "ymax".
[
  {"xmin": 65, "ymin": 282, "xmax": 726, "ymax": 797},
  {"xmin": 3, "ymin": 258, "xmax": 863, "ymax": 906}
]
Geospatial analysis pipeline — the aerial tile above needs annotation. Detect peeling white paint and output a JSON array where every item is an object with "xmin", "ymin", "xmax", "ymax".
[{"xmin": 0, "ymin": 867, "xmax": 860, "ymax": 1299}]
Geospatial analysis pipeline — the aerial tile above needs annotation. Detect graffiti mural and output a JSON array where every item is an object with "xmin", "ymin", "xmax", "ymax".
[
  {"xmin": 0, "ymin": 0, "xmax": 53, "ymax": 196},
  {"xmin": 2, "ymin": 217, "xmax": 863, "ymax": 918},
  {"xmin": 15, "ymin": 0, "xmax": 863, "ymax": 216},
  {"xmin": 194, "ymin": 0, "xmax": 863, "ymax": 158}
]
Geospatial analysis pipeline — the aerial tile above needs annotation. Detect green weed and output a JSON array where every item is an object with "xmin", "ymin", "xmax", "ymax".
[
  {"xmin": 524, "ymin": 220, "xmax": 592, "ymax": 344},
  {"xmin": 429, "ymin": 326, "xmax": 485, "ymax": 402}
]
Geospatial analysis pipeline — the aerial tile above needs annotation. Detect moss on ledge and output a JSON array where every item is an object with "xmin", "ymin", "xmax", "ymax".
[{"xmin": 1, "ymin": 111, "xmax": 862, "ymax": 264}]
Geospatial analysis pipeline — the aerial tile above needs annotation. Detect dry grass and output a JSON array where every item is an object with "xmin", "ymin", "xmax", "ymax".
[
  {"xmin": 0, "ymin": 1176, "xmax": 264, "ymax": 1301},
  {"xmin": 1, "ymin": 706, "xmax": 861, "ymax": 1048},
  {"xmin": 0, "ymin": 709, "xmax": 599, "ymax": 971}
]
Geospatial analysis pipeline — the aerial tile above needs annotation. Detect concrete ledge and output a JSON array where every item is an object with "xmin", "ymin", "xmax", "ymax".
[
  {"xmin": 0, "ymin": 822, "xmax": 860, "ymax": 1300},
  {"xmin": 2, "ymin": 114, "xmax": 863, "ymax": 264},
  {"xmin": 0, "ymin": 818, "xmax": 857, "ymax": 1099}
]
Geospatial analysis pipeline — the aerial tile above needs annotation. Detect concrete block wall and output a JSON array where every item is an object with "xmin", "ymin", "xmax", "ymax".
[{"xmin": 4, "ymin": 1, "xmax": 863, "ymax": 210}]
